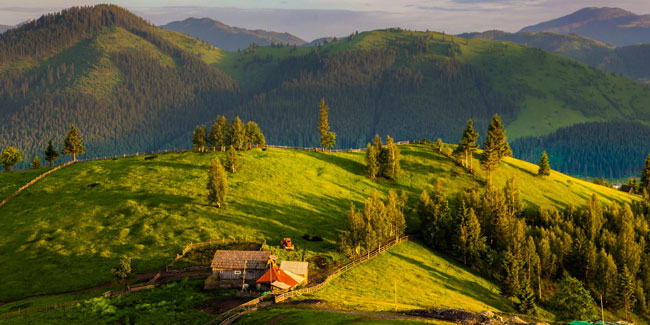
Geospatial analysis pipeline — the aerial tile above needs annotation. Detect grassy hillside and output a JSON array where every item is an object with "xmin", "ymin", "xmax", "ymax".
[
  {"xmin": 0, "ymin": 145, "xmax": 636, "ymax": 302},
  {"xmin": 236, "ymin": 306, "xmax": 438, "ymax": 324}
]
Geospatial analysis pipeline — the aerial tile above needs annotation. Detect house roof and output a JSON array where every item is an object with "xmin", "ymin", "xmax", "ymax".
[
  {"xmin": 620, "ymin": 185, "xmax": 635, "ymax": 193},
  {"xmin": 210, "ymin": 250, "xmax": 275, "ymax": 270},
  {"xmin": 256, "ymin": 265, "xmax": 305, "ymax": 288},
  {"xmin": 280, "ymin": 261, "xmax": 309, "ymax": 276}
]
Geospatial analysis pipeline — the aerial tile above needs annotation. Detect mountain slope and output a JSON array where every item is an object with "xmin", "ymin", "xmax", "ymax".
[
  {"xmin": 0, "ymin": 145, "xmax": 637, "ymax": 301},
  {"xmin": 521, "ymin": 7, "xmax": 650, "ymax": 46},
  {"xmin": 161, "ymin": 17, "xmax": 306, "ymax": 51},
  {"xmin": 0, "ymin": 24, "xmax": 11, "ymax": 33}
]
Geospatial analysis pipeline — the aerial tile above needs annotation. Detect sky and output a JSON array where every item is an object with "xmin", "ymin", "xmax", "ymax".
[{"xmin": 2, "ymin": 0, "xmax": 650, "ymax": 40}]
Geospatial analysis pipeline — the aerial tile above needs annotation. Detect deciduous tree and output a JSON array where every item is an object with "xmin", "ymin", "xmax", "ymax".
[
  {"xmin": 1, "ymin": 147, "xmax": 22, "ymax": 172},
  {"xmin": 225, "ymin": 145, "xmax": 238, "ymax": 173},
  {"xmin": 30, "ymin": 155, "xmax": 41, "ymax": 169},
  {"xmin": 191, "ymin": 125, "xmax": 207, "ymax": 152}
]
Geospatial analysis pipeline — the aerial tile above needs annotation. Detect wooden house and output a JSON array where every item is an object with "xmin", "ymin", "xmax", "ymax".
[
  {"xmin": 280, "ymin": 261, "xmax": 309, "ymax": 284},
  {"xmin": 620, "ymin": 185, "xmax": 635, "ymax": 194},
  {"xmin": 210, "ymin": 250, "xmax": 275, "ymax": 280}
]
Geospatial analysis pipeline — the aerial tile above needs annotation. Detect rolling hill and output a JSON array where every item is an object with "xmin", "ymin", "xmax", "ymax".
[
  {"xmin": 459, "ymin": 30, "xmax": 650, "ymax": 84},
  {"xmin": 0, "ymin": 144, "xmax": 637, "ymax": 303},
  {"xmin": 3, "ymin": 5, "xmax": 650, "ymax": 179},
  {"xmin": 520, "ymin": 7, "xmax": 650, "ymax": 46},
  {"xmin": 161, "ymin": 17, "xmax": 306, "ymax": 51}
]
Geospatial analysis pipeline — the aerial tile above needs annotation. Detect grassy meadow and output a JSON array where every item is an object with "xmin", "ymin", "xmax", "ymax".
[
  {"xmin": 236, "ymin": 306, "xmax": 441, "ymax": 324},
  {"xmin": 0, "ymin": 145, "xmax": 636, "ymax": 303}
]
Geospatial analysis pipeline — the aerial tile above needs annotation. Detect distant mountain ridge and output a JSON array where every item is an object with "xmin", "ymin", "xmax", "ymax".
[
  {"xmin": 161, "ymin": 17, "xmax": 306, "ymax": 51},
  {"xmin": 0, "ymin": 24, "xmax": 12, "ymax": 33},
  {"xmin": 520, "ymin": 7, "xmax": 650, "ymax": 46}
]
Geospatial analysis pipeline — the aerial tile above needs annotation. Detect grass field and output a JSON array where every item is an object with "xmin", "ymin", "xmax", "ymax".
[
  {"xmin": 236, "ymin": 306, "xmax": 442, "ymax": 324},
  {"xmin": 0, "ymin": 145, "xmax": 636, "ymax": 302}
]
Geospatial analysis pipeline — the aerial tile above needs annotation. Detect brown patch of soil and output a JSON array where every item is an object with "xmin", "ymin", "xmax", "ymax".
[
  {"xmin": 267, "ymin": 314, "xmax": 289, "ymax": 325},
  {"xmin": 200, "ymin": 296, "xmax": 249, "ymax": 315}
]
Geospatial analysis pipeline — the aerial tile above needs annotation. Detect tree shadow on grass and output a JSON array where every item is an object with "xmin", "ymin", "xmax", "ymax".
[
  {"xmin": 390, "ymin": 248, "xmax": 513, "ymax": 313},
  {"xmin": 502, "ymin": 161, "xmax": 536, "ymax": 177},
  {"xmin": 301, "ymin": 151, "xmax": 366, "ymax": 176}
]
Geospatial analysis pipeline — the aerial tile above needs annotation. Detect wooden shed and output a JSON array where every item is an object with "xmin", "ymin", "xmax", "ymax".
[
  {"xmin": 210, "ymin": 250, "xmax": 276, "ymax": 280},
  {"xmin": 620, "ymin": 185, "xmax": 635, "ymax": 194},
  {"xmin": 280, "ymin": 261, "xmax": 309, "ymax": 284}
]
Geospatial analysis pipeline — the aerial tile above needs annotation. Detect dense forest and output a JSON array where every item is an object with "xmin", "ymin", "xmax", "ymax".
[
  {"xmin": 2, "ymin": 5, "xmax": 650, "ymax": 178},
  {"xmin": 511, "ymin": 121, "xmax": 650, "ymax": 179}
]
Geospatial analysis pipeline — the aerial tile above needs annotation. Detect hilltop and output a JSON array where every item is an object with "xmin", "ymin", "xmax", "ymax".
[
  {"xmin": 0, "ymin": 144, "xmax": 637, "ymax": 302},
  {"xmin": 521, "ymin": 7, "xmax": 650, "ymax": 46},
  {"xmin": 161, "ymin": 17, "xmax": 306, "ymax": 51},
  {"xmin": 3, "ymin": 5, "xmax": 650, "ymax": 178}
]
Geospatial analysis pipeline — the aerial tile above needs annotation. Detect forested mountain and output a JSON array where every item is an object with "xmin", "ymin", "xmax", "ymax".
[
  {"xmin": 512, "ymin": 121, "xmax": 650, "ymax": 179},
  {"xmin": 161, "ymin": 18, "xmax": 305, "ymax": 51},
  {"xmin": 459, "ymin": 30, "xmax": 650, "ymax": 83},
  {"xmin": 520, "ymin": 7, "xmax": 650, "ymax": 46},
  {"xmin": 3, "ymin": 5, "xmax": 650, "ymax": 178},
  {"xmin": 0, "ymin": 24, "xmax": 11, "ymax": 33}
]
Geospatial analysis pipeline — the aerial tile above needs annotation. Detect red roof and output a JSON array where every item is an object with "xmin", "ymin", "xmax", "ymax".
[{"xmin": 256, "ymin": 265, "xmax": 301, "ymax": 288}]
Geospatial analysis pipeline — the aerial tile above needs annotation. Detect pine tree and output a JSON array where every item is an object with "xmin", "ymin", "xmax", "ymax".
[
  {"xmin": 207, "ymin": 157, "xmax": 227, "ymax": 208},
  {"xmin": 225, "ymin": 145, "xmax": 238, "ymax": 173},
  {"xmin": 30, "ymin": 155, "xmax": 41, "ymax": 169},
  {"xmin": 454, "ymin": 119, "xmax": 479, "ymax": 172},
  {"xmin": 1, "ymin": 147, "xmax": 22, "ymax": 172},
  {"xmin": 318, "ymin": 98, "xmax": 336, "ymax": 150},
  {"xmin": 62, "ymin": 123, "xmax": 85, "ymax": 161},
  {"xmin": 380, "ymin": 136, "xmax": 400, "ymax": 179},
  {"xmin": 616, "ymin": 266, "xmax": 637, "ymax": 322},
  {"xmin": 481, "ymin": 114, "xmax": 511, "ymax": 184},
  {"xmin": 538, "ymin": 151, "xmax": 550, "ymax": 176},
  {"xmin": 209, "ymin": 115, "xmax": 228, "ymax": 151},
  {"xmin": 230, "ymin": 117, "xmax": 245, "ymax": 150},
  {"xmin": 44, "ymin": 140, "xmax": 60, "ymax": 167},
  {"xmin": 641, "ymin": 153, "xmax": 650, "ymax": 194},
  {"xmin": 501, "ymin": 248, "xmax": 522, "ymax": 298},
  {"xmin": 594, "ymin": 248, "xmax": 618, "ymax": 307},
  {"xmin": 365, "ymin": 143, "xmax": 379, "ymax": 179},
  {"xmin": 191, "ymin": 125, "xmax": 207, "ymax": 152},
  {"xmin": 386, "ymin": 190, "xmax": 406, "ymax": 241},
  {"xmin": 517, "ymin": 280, "xmax": 537, "ymax": 315},
  {"xmin": 480, "ymin": 135, "xmax": 500, "ymax": 185},
  {"xmin": 456, "ymin": 205, "xmax": 485, "ymax": 266}
]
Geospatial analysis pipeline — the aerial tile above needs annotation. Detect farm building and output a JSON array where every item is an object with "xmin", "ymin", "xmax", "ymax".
[
  {"xmin": 620, "ymin": 185, "xmax": 635, "ymax": 194},
  {"xmin": 256, "ymin": 265, "xmax": 305, "ymax": 291},
  {"xmin": 210, "ymin": 250, "xmax": 276, "ymax": 280},
  {"xmin": 280, "ymin": 261, "xmax": 309, "ymax": 284}
]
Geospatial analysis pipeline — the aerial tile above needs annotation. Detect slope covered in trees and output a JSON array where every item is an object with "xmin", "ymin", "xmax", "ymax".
[{"xmin": 3, "ymin": 5, "xmax": 650, "ymax": 178}]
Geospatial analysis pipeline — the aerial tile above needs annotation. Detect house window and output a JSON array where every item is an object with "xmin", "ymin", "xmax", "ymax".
[{"xmin": 234, "ymin": 271, "xmax": 241, "ymax": 275}]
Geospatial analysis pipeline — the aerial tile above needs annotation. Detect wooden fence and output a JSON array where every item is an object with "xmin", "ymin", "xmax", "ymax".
[
  {"xmin": 0, "ymin": 298, "xmax": 85, "ymax": 320},
  {"xmin": 0, "ymin": 161, "xmax": 76, "ymax": 208},
  {"xmin": 206, "ymin": 235, "xmax": 412, "ymax": 325}
]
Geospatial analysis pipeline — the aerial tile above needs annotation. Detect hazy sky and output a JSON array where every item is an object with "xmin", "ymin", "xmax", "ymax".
[{"xmin": 2, "ymin": 1, "xmax": 650, "ymax": 40}]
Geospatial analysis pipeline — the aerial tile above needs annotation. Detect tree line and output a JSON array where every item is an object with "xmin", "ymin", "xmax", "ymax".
[{"xmin": 191, "ymin": 115, "xmax": 265, "ymax": 153}]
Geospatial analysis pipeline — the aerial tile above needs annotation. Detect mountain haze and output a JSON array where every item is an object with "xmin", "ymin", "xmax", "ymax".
[
  {"xmin": 521, "ymin": 7, "xmax": 650, "ymax": 46},
  {"xmin": 0, "ymin": 24, "xmax": 12, "ymax": 33},
  {"xmin": 161, "ymin": 17, "xmax": 306, "ymax": 51}
]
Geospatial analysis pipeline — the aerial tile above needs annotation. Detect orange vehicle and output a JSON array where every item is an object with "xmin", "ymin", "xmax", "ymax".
[{"xmin": 281, "ymin": 238, "xmax": 295, "ymax": 250}]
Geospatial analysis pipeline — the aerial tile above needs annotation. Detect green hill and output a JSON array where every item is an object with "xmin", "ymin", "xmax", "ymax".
[
  {"xmin": 0, "ymin": 144, "xmax": 636, "ymax": 302},
  {"xmin": 3, "ymin": 5, "xmax": 650, "ymax": 178}
]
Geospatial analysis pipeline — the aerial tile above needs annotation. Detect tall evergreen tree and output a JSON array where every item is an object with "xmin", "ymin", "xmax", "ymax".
[
  {"xmin": 30, "ymin": 155, "xmax": 41, "ymax": 169},
  {"xmin": 225, "ymin": 145, "xmax": 238, "ymax": 173},
  {"xmin": 517, "ymin": 280, "xmax": 537, "ymax": 315},
  {"xmin": 454, "ymin": 119, "xmax": 479, "ymax": 172},
  {"xmin": 209, "ymin": 115, "xmax": 228, "ymax": 151},
  {"xmin": 365, "ymin": 143, "xmax": 380, "ymax": 179},
  {"xmin": 191, "ymin": 125, "xmax": 207, "ymax": 153},
  {"xmin": 616, "ymin": 266, "xmax": 637, "ymax": 322},
  {"xmin": 481, "ymin": 114, "xmax": 511, "ymax": 184},
  {"xmin": 62, "ymin": 123, "xmax": 85, "ymax": 161},
  {"xmin": 594, "ymin": 248, "xmax": 618, "ymax": 307},
  {"xmin": 501, "ymin": 248, "xmax": 523, "ymax": 298},
  {"xmin": 0, "ymin": 147, "xmax": 22, "ymax": 172},
  {"xmin": 380, "ymin": 136, "xmax": 400, "ymax": 179},
  {"xmin": 456, "ymin": 204, "xmax": 485, "ymax": 266},
  {"xmin": 386, "ymin": 190, "xmax": 406, "ymax": 241},
  {"xmin": 538, "ymin": 151, "xmax": 550, "ymax": 176},
  {"xmin": 317, "ymin": 98, "xmax": 336, "ymax": 150},
  {"xmin": 44, "ymin": 140, "xmax": 60, "ymax": 167},
  {"xmin": 207, "ymin": 157, "xmax": 227, "ymax": 208},
  {"xmin": 641, "ymin": 153, "xmax": 650, "ymax": 194},
  {"xmin": 230, "ymin": 117, "xmax": 245, "ymax": 150}
]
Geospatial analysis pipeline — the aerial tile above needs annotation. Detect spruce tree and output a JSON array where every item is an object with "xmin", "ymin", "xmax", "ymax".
[
  {"xmin": 44, "ymin": 140, "xmax": 60, "ymax": 167},
  {"xmin": 456, "ymin": 205, "xmax": 485, "ymax": 266},
  {"xmin": 62, "ymin": 123, "xmax": 85, "ymax": 161},
  {"xmin": 454, "ymin": 119, "xmax": 479, "ymax": 172},
  {"xmin": 318, "ymin": 98, "xmax": 336, "ymax": 150},
  {"xmin": 380, "ymin": 136, "xmax": 400, "ymax": 179},
  {"xmin": 191, "ymin": 125, "xmax": 207, "ymax": 152},
  {"xmin": 538, "ymin": 151, "xmax": 550, "ymax": 176},
  {"xmin": 209, "ymin": 115, "xmax": 228, "ymax": 151},
  {"xmin": 386, "ymin": 190, "xmax": 406, "ymax": 241},
  {"xmin": 517, "ymin": 280, "xmax": 537, "ymax": 315},
  {"xmin": 480, "ymin": 135, "xmax": 500, "ymax": 185},
  {"xmin": 481, "ymin": 114, "xmax": 511, "ymax": 184},
  {"xmin": 30, "ymin": 155, "xmax": 41, "ymax": 169},
  {"xmin": 230, "ymin": 117, "xmax": 245, "ymax": 150},
  {"xmin": 616, "ymin": 266, "xmax": 637, "ymax": 322},
  {"xmin": 225, "ymin": 145, "xmax": 238, "ymax": 173},
  {"xmin": 501, "ymin": 248, "xmax": 522, "ymax": 298},
  {"xmin": 365, "ymin": 143, "xmax": 379, "ymax": 179},
  {"xmin": 641, "ymin": 153, "xmax": 650, "ymax": 194},
  {"xmin": 0, "ymin": 147, "xmax": 22, "ymax": 172},
  {"xmin": 207, "ymin": 157, "xmax": 227, "ymax": 208}
]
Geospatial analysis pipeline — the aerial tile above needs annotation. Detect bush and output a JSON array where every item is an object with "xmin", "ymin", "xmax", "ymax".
[{"xmin": 551, "ymin": 274, "xmax": 596, "ymax": 321}]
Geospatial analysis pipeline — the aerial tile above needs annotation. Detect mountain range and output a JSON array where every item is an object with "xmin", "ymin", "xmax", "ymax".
[
  {"xmin": 520, "ymin": 7, "xmax": 650, "ymax": 46},
  {"xmin": 2, "ymin": 5, "xmax": 650, "ymax": 179},
  {"xmin": 161, "ymin": 17, "xmax": 306, "ymax": 51},
  {"xmin": 0, "ymin": 24, "xmax": 12, "ymax": 33}
]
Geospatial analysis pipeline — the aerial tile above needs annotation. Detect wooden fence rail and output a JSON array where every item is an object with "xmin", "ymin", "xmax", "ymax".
[{"xmin": 0, "ymin": 161, "xmax": 76, "ymax": 208}]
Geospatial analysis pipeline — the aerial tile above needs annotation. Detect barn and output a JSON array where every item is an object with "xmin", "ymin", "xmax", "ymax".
[{"xmin": 210, "ymin": 250, "xmax": 276, "ymax": 280}]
